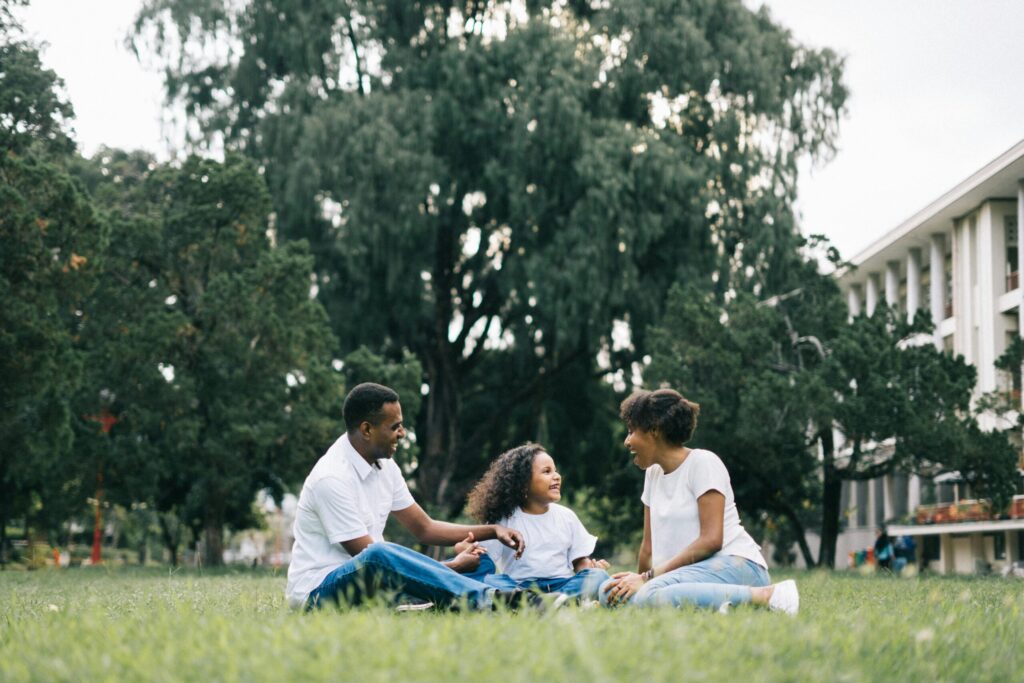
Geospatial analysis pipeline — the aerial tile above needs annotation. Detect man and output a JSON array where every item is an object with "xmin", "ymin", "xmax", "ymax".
[{"xmin": 286, "ymin": 382, "xmax": 528, "ymax": 610}]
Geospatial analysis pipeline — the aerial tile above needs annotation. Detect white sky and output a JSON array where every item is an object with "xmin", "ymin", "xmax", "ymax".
[{"xmin": 16, "ymin": 0, "xmax": 1024, "ymax": 261}]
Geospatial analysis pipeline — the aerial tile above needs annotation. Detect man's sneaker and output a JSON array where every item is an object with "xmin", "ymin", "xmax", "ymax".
[
  {"xmin": 395, "ymin": 602, "xmax": 434, "ymax": 613},
  {"xmin": 767, "ymin": 580, "xmax": 799, "ymax": 616}
]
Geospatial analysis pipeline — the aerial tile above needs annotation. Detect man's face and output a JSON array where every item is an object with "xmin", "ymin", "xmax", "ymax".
[{"xmin": 365, "ymin": 401, "xmax": 406, "ymax": 462}]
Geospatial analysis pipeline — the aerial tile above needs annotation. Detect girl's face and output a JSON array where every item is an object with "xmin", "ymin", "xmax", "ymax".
[
  {"xmin": 624, "ymin": 426, "xmax": 658, "ymax": 469},
  {"xmin": 526, "ymin": 451, "xmax": 562, "ymax": 505}
]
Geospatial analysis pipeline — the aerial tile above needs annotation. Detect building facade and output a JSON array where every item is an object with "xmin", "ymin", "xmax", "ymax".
[{"xmin": 831, "ymin": 140, "xmax": 1024, "ymax": 575}]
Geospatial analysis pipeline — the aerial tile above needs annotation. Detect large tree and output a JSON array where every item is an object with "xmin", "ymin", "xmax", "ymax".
[
  {"xmin": 0, "ymin": 7, "xmax": 107, "ymax": 560},
  {"xmin": 71, "ymin": 153, "xmax": 345, "ymax": 565},
  {"xmin": 134, "ymin": 0, "xmax": 846, "ymax": 509}
]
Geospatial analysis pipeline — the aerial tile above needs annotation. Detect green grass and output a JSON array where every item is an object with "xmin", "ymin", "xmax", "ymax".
[{"xmin": 1, "ymin": 568, "xmax": 1022, "ymax": 682}]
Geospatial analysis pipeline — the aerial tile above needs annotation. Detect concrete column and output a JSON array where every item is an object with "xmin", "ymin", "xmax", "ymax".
[
  {"xmin": 957, "ymin": 218, "xmax": 973, "ymax": 364},
  {"xmin": 908, "ymin": 475, "xmax": 921, "ymax": 515},
  {"xmin": 906, "ymin": 248, "xmax": 922, "ymax": 322},
  {"xmin": 1019, "ymin": 182, "xmax": 1024, "ymax": 412},
  {"xmin": 930, "ymin": 233, "xmax": 947, "ymax": 348},
  {"xmin": 977, "ymin": 204, "xmax": 997, "ymax": 393},
  {"xmin": 865, "ymin": 273, "xmax": 880, "ymax": 316},
  {"xmin": 847, "ymin": 284, "xmax": 862, "ymax": 320},
  {"xmin": 885, "ymin": 260, "xmax": 900, "ymax": 310}
]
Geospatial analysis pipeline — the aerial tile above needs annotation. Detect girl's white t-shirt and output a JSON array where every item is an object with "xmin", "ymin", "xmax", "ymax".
[
  {"xmin": 641, "ymin": 449, "xmax": 766, "ymax": 569},
  {"xmin": 480, "ymin": 504, "xmax": 597, "ymax": 581}
]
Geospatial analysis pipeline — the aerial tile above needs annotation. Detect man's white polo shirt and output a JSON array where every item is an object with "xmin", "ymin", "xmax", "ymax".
[{"xmin": 285, "ymin": 432, "xmax": 415, "ymax": 609}]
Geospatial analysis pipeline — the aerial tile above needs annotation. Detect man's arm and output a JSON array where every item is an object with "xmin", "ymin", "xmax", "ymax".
[
  {"xmin": 340, "ymin": 535, "xmax": 373, "ymax": 557},
  {"xmin": 391, "ymin": 503, "xmax": 525, "ymax": 558}
]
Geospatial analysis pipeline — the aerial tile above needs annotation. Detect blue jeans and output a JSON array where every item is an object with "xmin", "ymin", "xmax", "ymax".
[
  {"xmin": 599, "ymin": 553, "xmax": 770, "ymax": 610},
  {"xmin": 306, "ymin": 542, "xmax": 495, "ymax": 610},
  {"xmin": 463, "ymin": 554, "xmax": 611, "ymax": 600}
]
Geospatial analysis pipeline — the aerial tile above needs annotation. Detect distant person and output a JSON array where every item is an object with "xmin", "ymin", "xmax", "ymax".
[
  {"xmin": 460, "ymin": 443, "xmax": 611, "ymax": 601},
  {"xmin": 874, "ymin": 527, "xmax": 894, "ymax": 571},
  {"xmin": 286, "ymin": 382, "xmax": 530, "ymax": 611},
  {"xmin": 600, "ymin": 388, "xmax": 799, "ymax": 614}
]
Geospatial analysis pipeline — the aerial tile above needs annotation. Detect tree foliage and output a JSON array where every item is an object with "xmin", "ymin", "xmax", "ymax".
[
  {"xmin": 133, "ymin": 0, "xmax": 848, "ymax": 510},
  {"xmin": 0, "ymin": 11, "xmax": 106, "ymax": 559},
  {"xmin": 69, "ymin": 153, "xmax": 345, "ymax": 564}
]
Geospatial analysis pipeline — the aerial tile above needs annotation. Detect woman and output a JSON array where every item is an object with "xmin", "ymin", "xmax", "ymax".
[{"xmin": 601, "ymin": 388, "xmax": 799, "ymax": 614}]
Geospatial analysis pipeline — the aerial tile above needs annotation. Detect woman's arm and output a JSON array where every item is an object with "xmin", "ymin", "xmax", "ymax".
[
  {"xmin": 604, "ymin": 495, "xmax": 723, "ymax": 605},
  {"xmin": 649, "ymin": 490, "xmax": 724, "ymax": 577},
  {"xmin": 637, "ymin": 505, "xmax": 653, "ymax": 573}
]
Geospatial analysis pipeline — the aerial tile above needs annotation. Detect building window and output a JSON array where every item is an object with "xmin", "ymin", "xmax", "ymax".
[
  {"xmin": 923, "ymin": 536, "xmax": 941, "ymax": 562},
  {"xmin": 990, "ymin": 533, "xmax": 1006, "ymax": 560},
  {"xmin": 1007, "ymin": 215, "xmax": 1019, "ymax": 292},
  {"xmin": 856, "ymin": 480, "xmax": 869, "ymax": 527},
  {"xmin": 874, "ymin": 477, "xmax": 885, "ymax": 525}
]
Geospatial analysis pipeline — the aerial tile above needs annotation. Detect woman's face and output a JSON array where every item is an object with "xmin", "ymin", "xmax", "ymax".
[{"xmin": 624, "ymin": 427, "xmax": 659, "ymax": 469}]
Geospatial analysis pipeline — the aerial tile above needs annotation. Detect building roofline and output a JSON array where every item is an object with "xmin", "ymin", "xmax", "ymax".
[{"xmin": 847, "ymin": 137, "xmax": 1024, "ymax": 268}]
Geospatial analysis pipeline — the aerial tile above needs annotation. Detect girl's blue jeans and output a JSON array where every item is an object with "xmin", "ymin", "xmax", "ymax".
[
  {"xmin": 305, "ymin": 542, "xmax": 494, "ymax": 610},
  {"xmin": 599, "ymin": 553, "xmax": 770, "ymax": 610},
  {"xmin": 463, "ymin": 554, "xmax": 610, "ymax": 600}
]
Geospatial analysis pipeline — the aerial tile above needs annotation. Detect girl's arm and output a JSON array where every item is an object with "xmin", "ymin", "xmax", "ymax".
[
  {"xmin": 572, "ymin": 557, "xmax": 610, "ymax": 572},
  {"xmin": 649, "ymin": 490, "xmax": 723, "ymax": 577}
]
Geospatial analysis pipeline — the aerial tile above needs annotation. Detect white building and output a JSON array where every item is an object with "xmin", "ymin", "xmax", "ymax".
[{"xmin": 832, "ymin": 139, "xmax": 1024, "ymax": 575}]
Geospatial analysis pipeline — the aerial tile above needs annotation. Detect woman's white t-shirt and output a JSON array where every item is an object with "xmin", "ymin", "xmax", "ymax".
[
  {"xmin": 480, "ymin": 504, "xmax": 597, "ymax": 581},
  {"xmin": 641, "ymin": 449, "xmax": 766, "ymax": 569}
]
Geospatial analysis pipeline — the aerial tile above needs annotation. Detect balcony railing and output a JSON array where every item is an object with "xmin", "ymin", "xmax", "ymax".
[
  {"xmin": 1008, "ymin": 270, "xmax": 1020, "ymax": 292},
  {"xmin": 914, "ymin": 496, "xmax": 1024, "ymax": 524}
]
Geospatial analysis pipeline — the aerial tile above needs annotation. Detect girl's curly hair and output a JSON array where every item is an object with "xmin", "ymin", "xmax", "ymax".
[{"xmin": 466, "ymin": 443, "xmax": 545, "ymax": 523}]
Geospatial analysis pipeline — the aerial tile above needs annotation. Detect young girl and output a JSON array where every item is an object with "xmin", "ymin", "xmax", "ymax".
[{"xmin": 460, "ymin": 443, "xmax": 610, "ymax": 600}]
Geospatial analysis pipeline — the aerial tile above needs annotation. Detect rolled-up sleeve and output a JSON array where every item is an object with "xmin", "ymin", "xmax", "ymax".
[{"xmin": 314, "ymin": 476, "xmax": 369, "ymax": 544}]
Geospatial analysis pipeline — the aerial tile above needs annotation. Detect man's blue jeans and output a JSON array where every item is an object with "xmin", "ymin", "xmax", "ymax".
[
  {"xmin": 599, "ymin": 553, "xmax": 770, "ymax": 610},
  {"xmin": 463, "ymin": 554, "xmax": 610, "ymax": 600},
  {"xmin": 305, "ymin": 542, "xmax": 494, "ymax": 610}
]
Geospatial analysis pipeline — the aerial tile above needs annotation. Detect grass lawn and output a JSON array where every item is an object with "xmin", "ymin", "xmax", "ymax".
[{"xmin": 1, "ymin": 568, "xmax": 1022, "ymax": 682}]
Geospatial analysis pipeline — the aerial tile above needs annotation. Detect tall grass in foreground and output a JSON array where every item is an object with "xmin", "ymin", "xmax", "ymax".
[{"xmin": 1, "ymin": 569, "xmax": 1022, "ymax": 682}]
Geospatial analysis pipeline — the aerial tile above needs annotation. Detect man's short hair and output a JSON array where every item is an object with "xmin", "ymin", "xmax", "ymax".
[{"xmin": 343, "ymin": 382, "xmax": 400, "ymax": 430}]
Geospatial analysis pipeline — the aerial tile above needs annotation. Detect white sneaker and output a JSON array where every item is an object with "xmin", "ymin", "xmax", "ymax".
[
  {"xmin": 395, "ymin": 602, "xmax": 434, "ymax": 613},
  {"xmin": 767, "ymin": 580, "xmax": 799, "ymax": 616}
]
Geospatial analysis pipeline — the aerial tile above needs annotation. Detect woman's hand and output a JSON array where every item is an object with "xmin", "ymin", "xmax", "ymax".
[
  {"xmin": 493, "ymin": 525, "xmax": 526, "ymax": 559},
  {"xmin": 602, "ymin": 571, "xmax": 647, "ymax": 605}
]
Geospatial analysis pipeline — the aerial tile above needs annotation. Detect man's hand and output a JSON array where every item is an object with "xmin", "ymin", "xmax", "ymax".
[
  {"xmin": 453, "ymin": 531, "xmax": 477, "ymax": 555},
  {"xmin": 445, "ymin": 532, "xmax": 487, "ymax": 573},
  {"xmin": 602, "ymin": 571, "xmax": 646, "ymax": 606},
  {"xmin": 493, "ymin": 525, "xmax": 526, "ymax": 559}
]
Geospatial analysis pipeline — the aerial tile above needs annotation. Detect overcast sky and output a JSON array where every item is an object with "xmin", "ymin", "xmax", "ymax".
[{"xmin": 17, "ymin": 0, "xmax": 1024, "ymax": 261}]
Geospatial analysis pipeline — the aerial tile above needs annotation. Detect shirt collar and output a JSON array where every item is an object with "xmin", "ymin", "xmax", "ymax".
[{"xmin": 338, "ymin": 433, "xmax": 375, "ymax": 481}]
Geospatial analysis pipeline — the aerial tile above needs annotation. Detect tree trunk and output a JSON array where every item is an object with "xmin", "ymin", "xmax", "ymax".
[
  {"xmin": 818, "ymin": 430, "xmax": 842, "ymax": 568},
  {"xmin": 159, "ymin": 513, "xmax": 179, "ymax": 567},
  {"xmin": 203, "ymin": 505, "xmax": 225, "ymax": 567},
  {"xmin": 0, "ymin": 493, "xmax": 8, "ymax": 567},
  {"xmin": 779, "ymin": 504, "xmax": 816, "ymax": 569},
  {"xmin": 417, "ymin": 352, "xmax": 461, "ymax": 511}
]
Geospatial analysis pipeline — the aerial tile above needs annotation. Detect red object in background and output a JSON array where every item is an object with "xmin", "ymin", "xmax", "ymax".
[{"xmin": 84, "ymin": 410, "xmax": 118, "ymax": 565}]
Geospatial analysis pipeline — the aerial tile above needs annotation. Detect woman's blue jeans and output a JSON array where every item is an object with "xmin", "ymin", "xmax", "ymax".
[
  {"xmin": 599, "ymin": 553, "xmax": 770, "ymax": 610},
  {"xmin": 305, "ymin": 542, "xmax": 494, "ymax": 610},
  {"xmin": 463, "ymin": 554, "xmax": 610, "ymax": 600}
]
